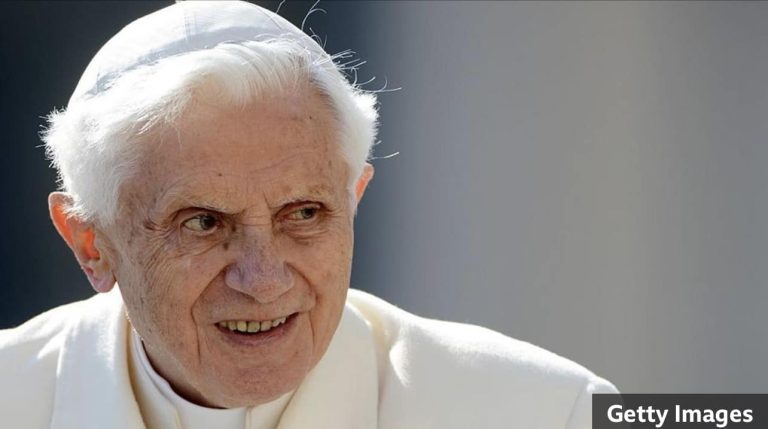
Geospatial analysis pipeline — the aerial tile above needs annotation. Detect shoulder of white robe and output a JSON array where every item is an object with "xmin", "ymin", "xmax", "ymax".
[
  {"xmin": 49, "ymin": 287, "xmax": 148, "ymax": 429},
  {"xmin": 344, "ymin": 288, "xmax": 619, "ymax": 428}
]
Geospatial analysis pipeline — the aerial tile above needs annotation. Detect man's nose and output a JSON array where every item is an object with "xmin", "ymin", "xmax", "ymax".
[{"xmin": 224, "ymin": 238, "xmax": 294, "ymax": 303}]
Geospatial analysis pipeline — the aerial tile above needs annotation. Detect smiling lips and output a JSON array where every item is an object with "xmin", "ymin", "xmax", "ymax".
[{"xmin": 218, "ymin": 316, "xmax": 288, "ymax": 334}]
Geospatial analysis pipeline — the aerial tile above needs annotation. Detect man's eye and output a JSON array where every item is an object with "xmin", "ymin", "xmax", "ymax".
[
  {"xmin": 286, "ymin": 206, "xmax": 319, "ymax": 221},
  {"xmin": 182, "ymin": 214, "xmax": 219, "ymax": 232}
]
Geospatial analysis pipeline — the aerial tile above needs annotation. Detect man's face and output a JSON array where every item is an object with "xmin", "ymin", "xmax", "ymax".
[{"xmin": 101, "ymin": 87, "xmax": 357, "ymax": 407}]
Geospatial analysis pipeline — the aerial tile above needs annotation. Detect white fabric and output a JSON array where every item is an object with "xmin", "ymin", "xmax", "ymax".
[
  {"xmin": 70, "ymin": 1, "xmax": 326, "ymax": 104},
  {"xmin": 0, "ymin": 288, "xmax": 618, "ymax": 428},
  {"xmin": 129, "ymin": 328, "xmax": 292, "ymax": 429}
]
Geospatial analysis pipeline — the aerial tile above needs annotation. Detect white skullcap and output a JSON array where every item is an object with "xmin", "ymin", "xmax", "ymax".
[{"xmin": 70, "ymin": 0, "xmax": 327, "ymax": 105}]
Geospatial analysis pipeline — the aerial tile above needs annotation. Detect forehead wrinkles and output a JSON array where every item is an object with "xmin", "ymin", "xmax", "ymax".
[
  {"xmin": 123, "ymin": 88, "xmax": 348, "ymax": 220},
  {"xmin": 142, "ymin": 170, "xmax": 243, "ymax": 219},
  {"xmin": 146, "ymin": 148, "xmax": 341, "ymax": 218}
]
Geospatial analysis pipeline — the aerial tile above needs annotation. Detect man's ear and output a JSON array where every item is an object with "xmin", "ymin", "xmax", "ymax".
[
  {"xmin": 48, "ymin": 192, "xmax": 116, "ymax": 293},
  {"xmin": 354, "ymin": 163, "xmax": 374, "ymax": 203}
]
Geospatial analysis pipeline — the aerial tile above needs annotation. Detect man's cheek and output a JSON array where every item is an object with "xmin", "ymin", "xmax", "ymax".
[
  {"xmin": 290, "ymin": 227, "xmax": 352, "ymax": 265},
  {"xmin": 183, "ymin": 252, "xmax": 227, "ymax": 281}
]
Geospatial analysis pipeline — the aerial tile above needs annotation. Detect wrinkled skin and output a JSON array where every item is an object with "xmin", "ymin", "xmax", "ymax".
[{"xmin": 50, "ymin": 86, "xmax": 373, "ymax": 408}]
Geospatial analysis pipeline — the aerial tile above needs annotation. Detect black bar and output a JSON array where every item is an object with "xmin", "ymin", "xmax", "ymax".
[{"xmin": 593, "ymin": 394, "xmax": 768, "ymax": 429}]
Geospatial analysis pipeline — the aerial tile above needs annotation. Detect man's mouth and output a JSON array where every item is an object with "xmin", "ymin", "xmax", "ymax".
[{"xmin": 217, "ymin": 316, "xmax": 289, "ymax": 334}]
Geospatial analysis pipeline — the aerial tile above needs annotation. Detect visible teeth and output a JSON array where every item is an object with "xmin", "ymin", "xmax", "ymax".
[{"xmin": 219, "ymin": 316, "xmax": 289, "ymax": 333}]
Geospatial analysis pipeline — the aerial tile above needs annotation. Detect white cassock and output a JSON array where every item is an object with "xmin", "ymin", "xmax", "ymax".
[{"xmin": 0, "ymin": 288, "xmax": 616, "ymax": 429}]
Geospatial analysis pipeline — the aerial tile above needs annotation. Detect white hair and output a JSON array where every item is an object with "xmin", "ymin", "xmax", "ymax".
[{"xmin": 43, "ymin": 39, "xmax": 378, "ymax": 224}]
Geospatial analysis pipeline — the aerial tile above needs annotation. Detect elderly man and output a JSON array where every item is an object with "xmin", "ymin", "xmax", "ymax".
[{"xmin": 0, "ymin": 2, "xmax": 616, "ymax": 428}]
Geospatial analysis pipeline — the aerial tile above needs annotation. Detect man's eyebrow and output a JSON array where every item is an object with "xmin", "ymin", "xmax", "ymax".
[
  {"xmin": 151, "ymin": 190, "xmax": 239, "ymax": 218},
  {"xmin": 148, "ymin": 179, "xmax": 339, "ymax": 217},
  {"xmin": 272, "ymin": 188, "xmax": 336, "ymax": 206}
]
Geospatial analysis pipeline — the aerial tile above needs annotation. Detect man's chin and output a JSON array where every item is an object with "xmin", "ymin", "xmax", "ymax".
[{"xmin": 196, "ymin": 356, "xmax": 312, "ymax": 408}]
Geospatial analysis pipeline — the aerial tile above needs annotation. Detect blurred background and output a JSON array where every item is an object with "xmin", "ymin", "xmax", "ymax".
[{"xmin": 1, "ymin": 1, "xmax": 767, "ymax": 394}]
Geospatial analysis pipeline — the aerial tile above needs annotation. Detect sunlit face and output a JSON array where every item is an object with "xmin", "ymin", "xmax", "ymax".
[{"xmin": 100, "ymin": 86, "xmax": 358, "ymax": 407}]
